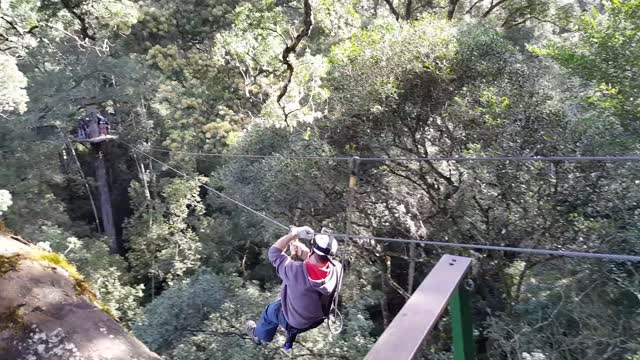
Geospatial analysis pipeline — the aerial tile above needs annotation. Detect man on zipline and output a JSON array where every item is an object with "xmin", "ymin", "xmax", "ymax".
[{"xmin": 246, "ymin": 226, "xmax": 342, "ymax": 347}]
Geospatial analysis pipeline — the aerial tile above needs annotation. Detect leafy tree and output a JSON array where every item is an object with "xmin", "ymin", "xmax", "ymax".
[
  {"xmin": 133, "ymin": 271, "xmax": 227, "ymax": 352},
  {"xmin": 535, "ymin": 0, "xmax": 640, "ymax": 141},
  {"xmin": 0, "ymin": 189, "xmax": 12, "ymax": 215},
  {"xmin": 1, "ymin": 0, "xmax": 639, "ymax": 359},
  {"xmin": 169, "ymin": 280, "xmax": 376, "ymax": 359},
  {"xmin": 0, "ymin": 54, "xmax": 28, "ymax": 117},
  {"xmin": 126, "ymin": 176, "xmax": 205, "ymax": 288}
]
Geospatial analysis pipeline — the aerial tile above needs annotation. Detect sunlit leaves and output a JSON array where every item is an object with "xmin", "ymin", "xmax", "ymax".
[
  {"xmin": 133, "ymin": 271, "xmax": 226, "ymax": 351},
  {"xmin": 0, "ymin": 189, "xmax": 12, "ymax": 215},
  {"xmin": 126, "ymin": 177, "xmax": 205, "ymax": 286},
  {"xmin": 0, "ymin": 54, "xmax": 28, "ymax": 115},
  {"xmin": 536, "ymin": 0, "xmax": 640, "ymax": 137}
]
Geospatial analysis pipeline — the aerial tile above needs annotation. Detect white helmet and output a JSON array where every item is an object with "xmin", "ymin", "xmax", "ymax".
[{"xmin": 312, "ymin": 234, "xmax": 338, "ymax": 257}]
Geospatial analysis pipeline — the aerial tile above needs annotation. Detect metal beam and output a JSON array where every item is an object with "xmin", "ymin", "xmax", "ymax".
[
  {"xmin": 365, "ymin": 254, "xmax": 472, "ymax": 360},
  {"xmin": 451, "ymin": 286, "xmax": 475, "ymax": 360}
]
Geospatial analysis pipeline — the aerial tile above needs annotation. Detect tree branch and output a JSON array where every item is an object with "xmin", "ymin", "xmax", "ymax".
[
  {"xmin": 383, "ymin": 0, "xmax": 401, "ymax": 20},
  {"xmin": 504, "ymin": 15, "xmax": 561, "ymax": 29},
  {"xmin": 386, "ymin": 273, "xmax": 411, "ymax": 300},
  {"xmin": 482, "ymin": 0, "xmax": 509, "ymax": 18},
  {"xmin": 384, "ymin": 256, "xmax": 411, "ymax": 300},
  {"xmin": 60, "ymin": 0, "xmax": 96, "ymax": 41},
  {"xmin": 465, "ymin": 0, "xmax": 484, "ymax": 15},
  {"xmin": 277, "ymin": 0, "xmax": 313, "ymax": 125}
]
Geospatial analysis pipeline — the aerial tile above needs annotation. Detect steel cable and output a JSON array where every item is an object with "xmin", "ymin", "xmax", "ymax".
[
  {"xmin": 119, "ymin": 140, "xmax": 640, "ymax": 262},
  {"xmin": 146, "ymin": 147, "xmax": 640, "ymax": 163}
]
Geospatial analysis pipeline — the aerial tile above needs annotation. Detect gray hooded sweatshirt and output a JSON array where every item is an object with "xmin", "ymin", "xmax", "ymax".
[{"xmin": 269, "ymin": 246, "xmax": 342, "ymax": 329}]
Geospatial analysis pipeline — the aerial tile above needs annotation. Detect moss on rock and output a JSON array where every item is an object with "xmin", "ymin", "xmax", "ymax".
[
  {"xmin": 31, "ymin": 252, "xmax": 97, "ymax": 300},
  {"xmin": 1, "ymin": 249, "xmax": 117, "ymax": 321},
  {"xmin": 0, "ymin": 305, "xmax": 25, "ymax": 333},
  {"xmin": 0, "ymin": 254, "xmax": 22, "ymax": 277}
]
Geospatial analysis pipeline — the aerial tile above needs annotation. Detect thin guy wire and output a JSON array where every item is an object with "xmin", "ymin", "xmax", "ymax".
[
  {"xmin": 146, "ymin": 147, "xmax": 640, "ymax": 163},
  {"xmin": 119, "ymin": 140, "xmax": 289, "ymax": 230},
  {"xmin": 121, "ymin": 141, "xmax": 640, "ymax": 262}
]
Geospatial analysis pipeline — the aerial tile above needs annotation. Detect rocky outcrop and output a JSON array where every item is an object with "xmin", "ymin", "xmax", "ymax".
[{"xmin": 0, "ymin": 234, "xmax": 160, "ymax": 360}]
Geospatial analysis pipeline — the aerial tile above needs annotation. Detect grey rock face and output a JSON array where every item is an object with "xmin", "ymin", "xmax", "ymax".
[{"xmin": 0, "ymin": 235, "xmax": 160, "ymax": 360}]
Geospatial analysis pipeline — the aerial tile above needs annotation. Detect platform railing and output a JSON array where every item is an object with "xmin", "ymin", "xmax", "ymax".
[{"xmin": 364, "ymin": 254, "xmax": 474, "ymax": 360}]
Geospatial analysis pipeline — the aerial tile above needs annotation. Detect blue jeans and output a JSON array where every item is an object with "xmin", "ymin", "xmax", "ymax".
[{"xmin": 255, "ymin": 299, "xmax": 289, "ymax": 342}]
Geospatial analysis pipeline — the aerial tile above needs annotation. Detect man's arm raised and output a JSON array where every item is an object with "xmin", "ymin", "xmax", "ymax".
[
  {"xmin": 269, "ymin": 226, "xmax": 315, "ymax": 282},
  {"xmin": 273, "ymin": 232, "xmax": 298, "ymax": 251}
]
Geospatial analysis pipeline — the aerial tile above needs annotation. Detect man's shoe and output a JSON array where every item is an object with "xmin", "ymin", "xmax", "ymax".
[{"xmin": 245, "ymin": 320, "xmax": 261, "ymax": 345}]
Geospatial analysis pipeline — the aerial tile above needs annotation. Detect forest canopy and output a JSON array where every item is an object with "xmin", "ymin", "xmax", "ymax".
[{"xmin": 1, "ymin": 0, "xmax": 639, "ymax": 359}]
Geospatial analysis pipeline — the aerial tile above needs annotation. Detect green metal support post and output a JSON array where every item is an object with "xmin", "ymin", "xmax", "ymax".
[{"xmin": 450, "ymin": 285, "xmax": 475, "ymax": 360}]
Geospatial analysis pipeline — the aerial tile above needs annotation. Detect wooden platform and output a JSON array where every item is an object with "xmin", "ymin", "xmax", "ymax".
[
  {"xmin": 365, "ymin": 254, "xmax": 472, "ymax": 360},
  {"xmin": 72, "ymin": 135, "xmax": 118, "ymax": 143}
]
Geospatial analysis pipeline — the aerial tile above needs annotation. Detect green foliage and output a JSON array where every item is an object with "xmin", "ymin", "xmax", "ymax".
[
  {"xmin": 535, "ymin": 0, "xmax": 640, "ymax": 138},
  {"xmin": 329, "ymin": 17, "xmax": 457, "ymax": 114},
  {"xmin": 1, "ymin": 0, "xmax": 639, "ymax": 359},
  {"xmin": 485, "ymin": 259, "xmax": 640, "ymax": 359},
  {"xmin": 137, "ymin": 0, "xmax": 235, "ymax": 43},
  {"xmin": 0, "ymin": 254, "xmax": 22, "ymax": 277},
  {"xmin": 0, "ymin": 190, "xmax": 12, "ymax": 215},
  {"xmin": 0, "ymin": 54, "xmax": 28, "ymax": 116},
  {"xmin": 126, "ymin": 177, "xmax": 204, "ymax": 286},
  {"xmin": 169, "ymin": 282, "xmax": 375, "ymax": 359},
  {"xmin": 133, "ymin": 271, "xmax": 226, "ymax": 352}
]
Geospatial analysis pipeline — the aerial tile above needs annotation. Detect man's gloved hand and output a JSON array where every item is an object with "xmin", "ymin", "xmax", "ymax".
[{"xmin": 290, "ymin": 226, "xmax": 315, "ymax": 240}]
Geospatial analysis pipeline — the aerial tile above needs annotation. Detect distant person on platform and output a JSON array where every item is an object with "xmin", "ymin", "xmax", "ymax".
[
  {"xmin": 77, "ymin": 117, "xmax": 88, "ymax": 139},
  {"xmin": 246, "ymin": 226, "xmax": 342, "ymax": 347},
  {"xmin": 97, "ymin": 113, "xmax": 110, "ymax": 136}
]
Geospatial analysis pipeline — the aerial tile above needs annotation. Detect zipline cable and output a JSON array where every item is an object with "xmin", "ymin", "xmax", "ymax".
[
  {"xmin": 146, "ymin": 147, "xmax": 640, "ymax": 163},
  {"xmin": 119, "ymin": 140, "xmax": 289, "ymax": 231},
  {"xmin": 329, "ymin": 234, "xmax": 640, "ymax": 262},
  {"xmin": 147, "ymin": 147, "xmax": 350, "ymax": 161},
  {"xmin": 120, "ymin": 140, "xmax": 640, "ymax": 262}
]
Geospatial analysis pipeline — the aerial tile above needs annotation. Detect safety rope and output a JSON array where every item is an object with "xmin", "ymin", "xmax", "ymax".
[
  {"xmin": 146, "ymin": 147, "xmax": 640, "ymax": 163},
  {"xmin": 119, "ymin": 140, "xmax": 640, "ymax": 262}
]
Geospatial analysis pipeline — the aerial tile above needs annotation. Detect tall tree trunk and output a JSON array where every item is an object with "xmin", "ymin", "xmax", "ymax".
[
  {"xmin": 447, "ymin": 0, "xmax": 459, "ymax": 20},
  {"xmin": 405, "ymin": 0, "xmax": 413, "ymax": 20},
  {"xmin": 277, "ymin": 0, "xmax": 313, "ymax": 124},
  {"xmin": 57, "ymin": 125, "xmax": 101, "ymax": 233},
  {"xmin": 381, "ymin": 273, "xmax": 391, "ymax": 327},
  {"xmin": 344, "ymin": 157, "xmax": 359, "ymax": 271},
  {"xmin": 149, "ymin": 158, "xmax": 158, "ymax": 200},
  {"xmin": 133, "ymin": 153, "xmax": 153, "ymax": 229},
  {"xmin": 94, "ymin": 146, "xmax": 118, "ymax": 253},
  {"xmin": 407, "ymin": 242, "xmax": 416, "ymax": 294},
  {"xmin": 68, "ymin": 143, "xmax": 101, "ymax": 233}
]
